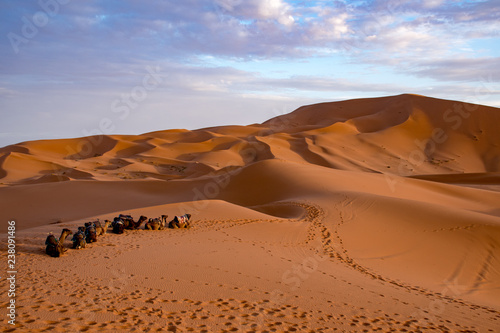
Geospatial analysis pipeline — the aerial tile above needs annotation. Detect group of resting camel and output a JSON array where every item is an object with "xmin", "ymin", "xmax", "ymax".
[{"xmin": 45, "ymin": 213, "xmax": 192, "ymax": 257}]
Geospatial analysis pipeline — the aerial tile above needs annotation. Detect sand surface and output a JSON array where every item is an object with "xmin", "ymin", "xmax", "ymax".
[{"xmin": 1, "ymin": 94, "xmax": 500, "ymax": 332}]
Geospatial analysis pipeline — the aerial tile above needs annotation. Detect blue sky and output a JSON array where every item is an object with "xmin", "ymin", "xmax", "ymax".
[{"xmin": 1, "ymin": 0, "xmax": 499, "ymax": 147}]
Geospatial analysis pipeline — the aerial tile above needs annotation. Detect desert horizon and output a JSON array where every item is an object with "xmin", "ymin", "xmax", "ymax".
[{"xmin": 1, "ymin": 93, "xmax": 499, "ymax": 332}]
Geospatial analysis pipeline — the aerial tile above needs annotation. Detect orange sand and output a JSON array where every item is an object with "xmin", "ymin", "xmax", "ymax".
[{"xmin": 1, "ymin": 94, "xmax": 499, "ymax": 332}]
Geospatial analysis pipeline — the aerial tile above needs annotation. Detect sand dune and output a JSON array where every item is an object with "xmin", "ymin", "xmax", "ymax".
[
  {"xmin": 1, "ymin": 94, "xmax": 500, "ymax": 332},
  {"xmin": 2, "ymin": 94, "xmax": 500, "ymax": 186}
]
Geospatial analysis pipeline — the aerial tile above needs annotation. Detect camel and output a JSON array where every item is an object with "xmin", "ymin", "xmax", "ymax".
[
  {"xmin": 45, "ymin": 228, "xmax": 72, "ymax": 257},
  {"xmin": 119, "ymin": 215, "xmax": 148, "ymax": 230},
  {"xmin": 132, "ymin": 215, "xmax": 148, "ymax": 229},
  {"xmin": 145, "ymin": 215, "xmax": 167, "ymax": 230},
  {"xmin": 161, "ymin": 215, "xmax": 168, "ymax": 229},
  {"xmin": 72, "ymin": 227, "xmax": 86, "ymax": 249},
  {"xmin": 112, "ymin": 218, "xmax": 125, "ymax": 234},
  {"xmin": 117, "ymin": 214, "xmax": 133, "ymax": 229},
  {"xmin": 145, "ymin": 218, "xmax": 159, "ymax": 230},
  {"xmin": 168, "ymin": 214, "xmax": 192, "ymax": 229},
  {"xmin": 85, "ymin": 222, "xmax": 97, "ymax": 243},
  {"xmin": 95, "ymin": 220, "xmax": 112, "ymax": 236}
]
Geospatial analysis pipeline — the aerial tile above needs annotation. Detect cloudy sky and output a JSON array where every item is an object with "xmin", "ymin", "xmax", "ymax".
[{"xmin": 1, "ymin": 0, "xmax": 499, "ymax": 147}]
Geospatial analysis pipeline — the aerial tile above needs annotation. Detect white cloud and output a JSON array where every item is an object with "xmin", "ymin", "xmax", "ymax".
[
  {"xmin": 380, "ymin": 25, "xmax": 437, "ymax": 52},
  {"xmin": 258, "ymin": 0, "xmax": 294, "ymax": 26},
  {"xmin": 422, "ymin": 0, "xmax": 444, "ymax": 9},
  {"xmin": 214, "ymin": 0, "xmax": 294, "ymax": 27},
  {"xmin": 309, "ymin": 12, "xmax": 351, "ymax": 40}
]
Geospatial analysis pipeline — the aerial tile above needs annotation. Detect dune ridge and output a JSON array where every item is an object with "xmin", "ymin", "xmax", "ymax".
[
  {"xmin": 1, "ymin": 94, "xmax": 500, "ymax": 332},
  {"xmin": 2, "ymin": 94, "xmax": 500, "ymax": 187}
]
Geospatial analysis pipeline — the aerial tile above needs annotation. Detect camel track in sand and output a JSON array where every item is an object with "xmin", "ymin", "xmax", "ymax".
[
  {"xmin": 185, "ymin": 199, "xmax": 500, "ymax": 320},
  {"xmin": 275, "ymin": 199, "xmax": 500, "ymax": 320}
]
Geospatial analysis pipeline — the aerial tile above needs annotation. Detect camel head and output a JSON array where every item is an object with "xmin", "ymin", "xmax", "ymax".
[
  {"xmin": 62, "ymin": 228, "xmax": 73, "ymax": 235},
  {"xmin": 58, "ymin": 228, "xmax": 72, "ymax": 245}
]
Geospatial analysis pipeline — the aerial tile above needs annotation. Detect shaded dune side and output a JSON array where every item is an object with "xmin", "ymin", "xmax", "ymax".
[
  {"xmin": 411, "ymin": 172, "xmax": 500, "ymax": 184},
  {"xmin": 217, "ymin": 159, "xmax": 500, "ymax": 216},
  {"xmin": 0, "ymin": 178, "xmax": 210, "ymax": 231},
  {"xmin": 0, "ymin": 151, "xmax": 95, "ymax": 184},
  {"xmin": 287, "ymin": 136, "xmax": 333, "ymax": 168}
]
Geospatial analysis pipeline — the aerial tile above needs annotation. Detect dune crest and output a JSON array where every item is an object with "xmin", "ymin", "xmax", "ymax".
[{"xmin": 2, "ymin": 94, "xmax": 499, "ymax": 186}]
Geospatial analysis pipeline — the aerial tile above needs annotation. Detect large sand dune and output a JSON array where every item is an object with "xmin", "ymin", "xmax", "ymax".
[{"xmin": 1, "ymin": 94, "xmax": 499, "ymax": 332}]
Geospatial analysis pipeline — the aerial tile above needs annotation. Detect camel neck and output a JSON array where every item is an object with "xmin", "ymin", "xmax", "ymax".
[{"xmin": 58, "ymin": 232, "xmax": 69, "ymax": 245}]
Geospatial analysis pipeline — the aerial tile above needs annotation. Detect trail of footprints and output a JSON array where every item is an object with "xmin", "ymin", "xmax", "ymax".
[
  {"xmin": 300, "ymin": 196, "xmax": 500, "ymax": 321},
  {"xmin": 259, "ymin": 200, "xmax": 498, "ymax": 332}
]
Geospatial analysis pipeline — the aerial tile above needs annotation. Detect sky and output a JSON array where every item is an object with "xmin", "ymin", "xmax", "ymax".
[{"xmin": 1, "ymin": 0, "xmax": 499, "ymax": 147}]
